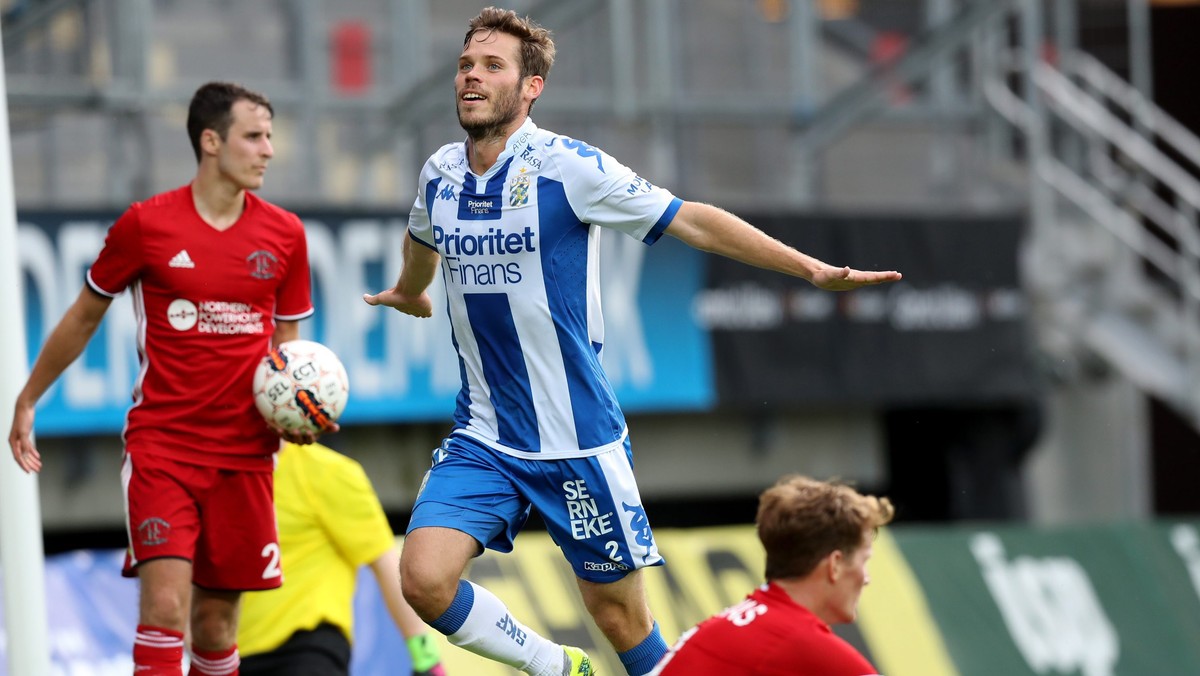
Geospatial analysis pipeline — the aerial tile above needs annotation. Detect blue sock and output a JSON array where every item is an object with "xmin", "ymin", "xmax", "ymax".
[
  {"xmin": 618, "ymin": 621, "xmax": 668, "ymax": 675},
  {"xmin": 429, "ymin": 579, "xmax": 474, "ymax": 635}
]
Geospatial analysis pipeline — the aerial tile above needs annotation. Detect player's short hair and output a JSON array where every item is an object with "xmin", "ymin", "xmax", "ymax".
[
  {"xmin": 756, "ymin": 475, "xmax": 895, "ymax": 580},
  {"xmin": 186, "ymin": 81, "xmax": 274, "ymax": 162},
  {"xmin": 464, "ymin": 7, "xmax": 556, "ymax": 111}
]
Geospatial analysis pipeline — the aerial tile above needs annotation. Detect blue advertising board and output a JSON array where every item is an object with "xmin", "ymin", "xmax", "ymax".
[
  {"xmin": 0, "ymin": 549, "xmax": 412, "ymax": 675},
  {"xmin": 16, "ymin": 210, "xmax": 714, "ymax": 436}
]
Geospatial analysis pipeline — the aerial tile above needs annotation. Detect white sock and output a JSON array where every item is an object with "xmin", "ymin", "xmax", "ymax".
[{"xmin": 442, "ymin": 580, "xmax": 566, "ymax": 676}]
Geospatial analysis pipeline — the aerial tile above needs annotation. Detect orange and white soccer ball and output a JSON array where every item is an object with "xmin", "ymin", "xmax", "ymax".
[{"xmin": 252, "ymin": 339, "xmax": 349, "ymax": 433}]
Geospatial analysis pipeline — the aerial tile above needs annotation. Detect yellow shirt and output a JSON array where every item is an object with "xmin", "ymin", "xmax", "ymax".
[{"xmin": 238, "ymin": 442, "xmax": 395, "ymax": 656}]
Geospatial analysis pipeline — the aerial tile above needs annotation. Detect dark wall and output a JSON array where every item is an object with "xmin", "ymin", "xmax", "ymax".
[
  {"xmin": 1152, "ymin": 5, "xmax": 1200, "ymax": 136},
  {"xmin": 1150, "ymin": 5, "xmax": 1200, "ymax": 516},
  {"xmin": 1151, "ymin": 397, "xmax": 1200, "ymax": 515}
]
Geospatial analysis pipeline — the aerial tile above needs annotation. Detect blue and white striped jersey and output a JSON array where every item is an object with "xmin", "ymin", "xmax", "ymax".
[{"xmin": 408, "ymin": 117, "xmax": 683, "ymax": 460}]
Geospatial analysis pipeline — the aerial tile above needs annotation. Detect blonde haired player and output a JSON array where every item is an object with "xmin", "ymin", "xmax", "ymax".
[{"xmin": 652, "ymin": 475, "xmax": 894, "ymax": 675}]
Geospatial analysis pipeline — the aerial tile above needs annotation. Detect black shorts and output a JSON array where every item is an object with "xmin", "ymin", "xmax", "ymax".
[{"xmin": 240, "ymin": 623, "xmax": 351, "ymax": 676}]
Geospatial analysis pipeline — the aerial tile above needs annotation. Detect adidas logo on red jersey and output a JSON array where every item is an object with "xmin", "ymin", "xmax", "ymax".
[{"xmin": 168, "ymin": 250, "xmax": 195, "ymax": 268}]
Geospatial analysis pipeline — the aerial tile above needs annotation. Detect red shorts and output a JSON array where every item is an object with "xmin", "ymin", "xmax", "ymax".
[{"xmin": 121, "ymin": 452, "xmax": 282, "ymax": 591}]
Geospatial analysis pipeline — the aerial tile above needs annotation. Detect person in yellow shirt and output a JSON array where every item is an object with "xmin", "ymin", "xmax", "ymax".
[{"xmin": 239, "ymin": 441, "xmax": 445, "ymax": 676}]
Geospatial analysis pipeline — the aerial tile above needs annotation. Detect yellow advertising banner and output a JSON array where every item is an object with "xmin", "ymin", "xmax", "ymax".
[{"xmin": 427, "ymin": 525, "xmax": 933, "ymax": 674}]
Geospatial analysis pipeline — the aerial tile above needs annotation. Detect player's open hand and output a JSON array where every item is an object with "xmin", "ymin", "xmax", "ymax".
[
  {"xmin": 810, "ymin": 266, "xmax": 902, "ymax": 291},
  {"xmin": 362, "ymin": 288, "xmax": 434, "ymax": 318},
  {"xmin": 9, "ymin": 402, "xmax": 43, "ymax": 474}
]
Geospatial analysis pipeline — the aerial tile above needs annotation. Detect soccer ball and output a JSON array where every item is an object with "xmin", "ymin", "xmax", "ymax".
[{"xmin": 252, "ymin": 339, "xmax": 349, "ymax": 433}]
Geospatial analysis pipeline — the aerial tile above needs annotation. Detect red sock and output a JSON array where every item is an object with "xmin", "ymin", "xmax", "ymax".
[
  {"xmin": 133, "ymin": 624, "xmax": 184, "ymax": 675},
  {"xmin": 188, "ymin": 644, "xmax": 239, "ymax": 676}
]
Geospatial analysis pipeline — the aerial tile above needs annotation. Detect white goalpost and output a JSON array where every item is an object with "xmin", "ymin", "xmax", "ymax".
[{"xmin": 0, "ymin": 19, "xmax": 52, "ymax": 676}]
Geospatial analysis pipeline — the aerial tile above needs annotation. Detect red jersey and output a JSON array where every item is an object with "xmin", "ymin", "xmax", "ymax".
[
  {"xmin": 87, "ymin": 184, "xmax": 313, "ymax": 470},
  {"xmin": 653, "ymin": 582, "xmax": 881, "ymax": 676}
]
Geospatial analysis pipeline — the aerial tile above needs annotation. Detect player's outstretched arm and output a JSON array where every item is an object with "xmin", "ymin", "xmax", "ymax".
[
  {"xmin": 363, "ymin": 231, "xmax": 440, "ymax": 318},
  {"xmin": 809, "ymin": 264, "xmax": 905, "ymax": 291},
  {"xmin": 664, "ymin": 201, "xmax": 902, "ymax": 290},
  {"xmin": 9, "ymin": 286, "xmax": 113, "ymax": 473}
]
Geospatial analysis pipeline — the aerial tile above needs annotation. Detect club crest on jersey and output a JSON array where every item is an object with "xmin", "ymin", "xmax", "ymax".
[
  {"xmin": 247, "ymin": 250, "xmax": 279, "ymax": 280},
  {"xmin": 509, "ymin": 174, "xmax": 530, "ymax": 207}
]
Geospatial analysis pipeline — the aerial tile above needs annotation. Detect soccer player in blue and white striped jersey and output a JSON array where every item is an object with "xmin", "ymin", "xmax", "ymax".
[{"xmin": 364, "ymin": 7, "xmax": 902, "ymax": 676}]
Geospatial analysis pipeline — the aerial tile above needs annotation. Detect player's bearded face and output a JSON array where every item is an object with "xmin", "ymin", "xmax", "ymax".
[
  {"xmin": 456, "ymin": 31, "xmax": 529, "ymax": 142},
  {"xmin": 457, "ymin": 75, "xmax": 524, "ymax": 140}
]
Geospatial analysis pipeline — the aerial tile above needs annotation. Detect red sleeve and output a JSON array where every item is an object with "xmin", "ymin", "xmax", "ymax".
[
  {"xmin": 275, "ymin": 213, "xmax": 314, "ymax": 320},
  {"xmin": 86, "ymin": 207, "xmax": 144, "ymax": 296}
]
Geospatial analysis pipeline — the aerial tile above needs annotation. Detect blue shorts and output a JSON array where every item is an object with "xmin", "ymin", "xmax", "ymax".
[{"xmin": 407, "ymin": 434, "xmax": 664, "ymax": 583}]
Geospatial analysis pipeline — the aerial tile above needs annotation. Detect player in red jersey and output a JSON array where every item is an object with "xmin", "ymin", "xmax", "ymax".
[
  {"xmin": 8, "ymin": 81, "xmax": 335, "ymax": 676},
  {"xmin": 651, "ymin": 475, "xmax": 895, "ymax": 676}
]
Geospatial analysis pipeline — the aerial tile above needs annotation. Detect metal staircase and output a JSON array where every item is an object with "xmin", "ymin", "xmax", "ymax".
[
  {"xmin": 780, "ymin": 0, "xmax": 1200, "ymax": 428},
  {"xmin": 984, "ymin": 45, "xmax": 1200, "ymax": 429}
]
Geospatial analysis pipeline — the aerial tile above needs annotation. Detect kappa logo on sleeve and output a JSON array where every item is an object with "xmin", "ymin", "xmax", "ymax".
[{"xmin": 546, "ymin": 136, "xmax": 606, "ymax": 173}]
